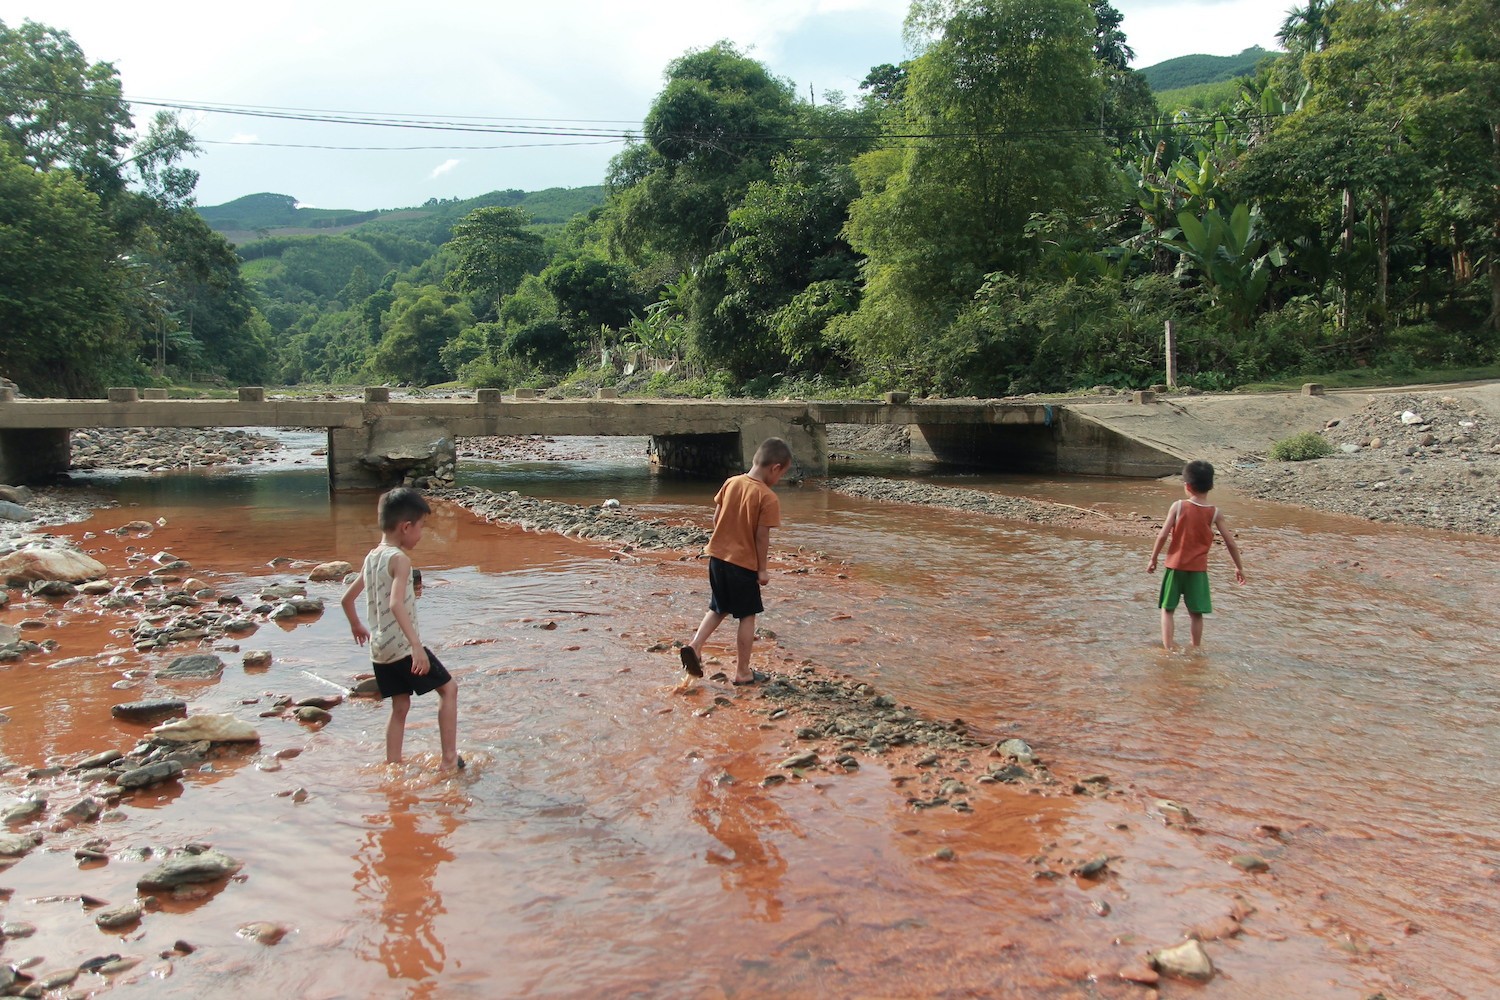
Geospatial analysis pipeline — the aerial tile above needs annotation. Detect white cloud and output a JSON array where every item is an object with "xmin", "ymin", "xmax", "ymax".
[{"xmin": 429, "ymin": 158, "xmax": 462, "ymax": 179}]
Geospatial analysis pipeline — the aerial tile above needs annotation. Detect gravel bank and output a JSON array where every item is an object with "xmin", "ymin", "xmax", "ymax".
[
  {"xmin": 1227, "ymin": 391, "xmax": 1500, "ymax": 535},
  {"xmin": 825, "ymin": 476, "xmax": 1153, "ymax": 535},
  {"xmin": 436, "ymin": 485, "xmax": 709, "ymax": 551}
]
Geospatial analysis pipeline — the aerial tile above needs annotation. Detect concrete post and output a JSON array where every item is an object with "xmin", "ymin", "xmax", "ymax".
[
  {"xmin": 142, "ymin": 389, "xmax": 169, "ymax": 400},
  {"xmin": 1164, "ymin": 321, "xmax": 1177, "ymax": 389},
  {"xmin": 0, "ymin": 387, "xmax": 13, "ymax": 403},
  {"xmin": 513, "ymin": 388, "xmax": 537, "ymax": 400},
  {"xmin": 107, "ymin": 387, "xmax": 139, "ymax": 403},
  {"xmin": 238, "ymin": 386, "xmax": 266, "ymax": 403},
  {"xmin": 1301, "ymin": 383, "xmax": 1326, "ymax": 396},
  {"xmin": 364, "ymin": 387, "xmax": 390, "ymax": 404},
  {"xmin": 596, "ymin": 387, "xmax": 618, "ymax": 399},
  {"xmin": 476, "ymin": 388, "xmax": 502, "ymax": 404}
]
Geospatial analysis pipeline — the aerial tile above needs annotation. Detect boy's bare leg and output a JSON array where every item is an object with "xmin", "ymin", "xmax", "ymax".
[
  {"xmin": 436, "ymin": 680, "xmax": 460, "ymax": 770},
  {"xmin": 1188, "ymin": 612, "xmax": 1204, "ymax": 647},
  {"xmin": 689, "ymin": 610, "xmax": 728, "ymax": 659},
  {"xmin": 1160, "ymin": 610, "xmax": 1175, "ymax": 651},
  {"xmin": 734, "ymin": 613, "xmax": 757, "ymax": 682},
  {"xmin": 386, "ymin": 694, "xmax": 412, "ymax": 764}
]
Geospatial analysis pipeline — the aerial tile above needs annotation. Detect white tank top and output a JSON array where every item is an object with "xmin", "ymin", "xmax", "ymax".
[{"xmin": 362, "ymin": 544, "xmax": 418, "ymax": 663}]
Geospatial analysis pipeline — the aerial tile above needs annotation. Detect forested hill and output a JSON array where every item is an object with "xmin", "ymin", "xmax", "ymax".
[
  {"xmin": 1139, "ymin": 46, "xmax": 1274, "ymax": 91},
  {"xmin": 199, "ymin": 186, "xmax": 606, "ymax": 244}
]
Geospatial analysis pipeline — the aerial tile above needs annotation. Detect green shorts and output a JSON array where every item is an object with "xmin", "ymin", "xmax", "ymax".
[{"xmin": 1159, "ymin": 569, "xmax": 1212, "ymax": 614}]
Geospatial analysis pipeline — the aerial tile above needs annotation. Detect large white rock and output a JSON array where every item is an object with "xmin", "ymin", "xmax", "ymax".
[
  {"xmin": 1150, "ymin": 939, "xmax": 1215, "ymax": 981},
  {"xmin": 150, "ymin": 714, "xmax": 260, "ymax": 744},
  {"xmin": 308, "ymin": 560, "xmax": 352, "ymax": 582},
  {"xmin": 0, "ymin": 546, "xmax": 107, "ymax": 584}
]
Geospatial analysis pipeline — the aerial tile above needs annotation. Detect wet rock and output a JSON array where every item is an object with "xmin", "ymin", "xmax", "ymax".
[
  {"xmin": 293, "ymin": 706, "xmax": 331, "ymax": 724},
  {"xmin": 2, "ymin": 797, "xmax": 45, "ymax": 824},
  {"xmin": 0, "ymin": 500, "xmax": 34, "ymax": 521},
  {"xmin": 308, "ymin": 561, "xmax": 351, "ymax": 582},
  {"xmin": 154, "ymin": 653, "xmax": 225, "ymax": 680},
  {"xmin": 1, "ymin": 920, "xmax": 36, "ymax": 938},
  {"xmin": 1150, "ymin": 939, "xmax": 1215, "ymax": 981},
  {"xmin": 27, "ymin": 579, "xmax": 76, "ymax": 598},
  {"xmin": 260, "ymin": 584, "xmax": 306, "ymax": 601},
  {"xmin": 0, "ymin": 545, "xmax": 107, "ymax": 584},
  {"xmin": 242, "ymin": 650, "xmax": 272, "ymax": 668},
  {"xmin": 111, "ymin": 699, "xmax": 187, "ymax": 723},
  {"xmin": 0, "ymin": 485, "xmax": 34, "ymax": 504},
  {"xmin": 94, "ymin": 900, "xmax": 144, "ymax": 928},
  {"xmin": 995, "ymin": 738, "xmax": 1035, "ymax": 764},
  {"xmin": 150, "ymin": 714, "xmax": 259, "ymax": 744},
  {"xmin": 136, "ymin": 847, "xmax": 242, "ymax": 890},
  {"xmin": 60, "ymin": 796, "xmax": 103, "ymax": 824},
  {"xmin": 116, "ymin": 760, "xmax": 185, "ymax": 789},
  {"xmin": 72, "ymin": 749, "xmax": 123, "ymax": 771},
  {"xmin": 0, "ymin": 832, "xmax": 42, "ymax": 857},
  {"xmin": 1230, "ymin": 853, "xmax": 1269, "ymax": 872},
  {"xmin": 779, "ymin": 751, "xmax": 819, "ymax": 769},
  {"xmin": 269, "ymin": 602, "xmax": 298, "ymax": 620},
  {"xmin": 296, "ymin": 695, "xmax": 342, "ymax": 710},
  {"xmin": 23, "ymin": 967, "xmax": 80, "ymax": 994},
  {"xmin": 238, "ymin": 921, "xmax": 289, "ymax": 945},
  {"xmin": 95, "ymin": 955, "xmax": 143, "ymax": 975}
]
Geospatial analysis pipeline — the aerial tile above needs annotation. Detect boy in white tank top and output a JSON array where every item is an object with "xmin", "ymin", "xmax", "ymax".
[{"xmin": 340, "ymin": 488, "xmax": 462, "ymax": 771}]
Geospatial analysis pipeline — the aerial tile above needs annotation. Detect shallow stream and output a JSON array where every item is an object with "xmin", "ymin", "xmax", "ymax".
[{"xmin": 0, "ymin": 438, "xmax": 1494, "ymax": 998}]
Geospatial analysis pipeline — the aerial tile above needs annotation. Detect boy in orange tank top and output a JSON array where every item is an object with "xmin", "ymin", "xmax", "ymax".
[
  {"xmin": 1147, "ymin": 460, "xmax": 1245, "ymax": 650},
  {"xmin": 679, "ymin": 438, "xmax": 793, "ymax": 685}
]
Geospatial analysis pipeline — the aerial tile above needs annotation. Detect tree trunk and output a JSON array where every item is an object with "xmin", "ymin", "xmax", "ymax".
[
  {"xmin": 1339, "ymin": 186, "xmax": 1354, "ymax": 338},
  {"xmin": 1377, "ymin": 193, "xmax": 1389, "ymax": 328}
]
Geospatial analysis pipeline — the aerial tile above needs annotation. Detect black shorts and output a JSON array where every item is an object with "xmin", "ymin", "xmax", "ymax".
[
  {"xmin": 708, "ymin": 557, "xmax": 763, "ymax": 619},
  {"xmin": 373, "ymin": 647, "xmax": 453, "ymax": 698}
]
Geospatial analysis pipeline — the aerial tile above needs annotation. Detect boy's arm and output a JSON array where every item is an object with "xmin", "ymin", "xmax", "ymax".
[
  {"xmin": 754, "ymin": 525, "xmax": 773, "ymax": 586},
  {"xmin": 386, "ymin": 552, "xmax": 430, "ymax": 674},
  {"xmin": 1146, "ymin": 501, "xmax": 1179, "ymax": 572},
  {"xmin": 341, "ymin": 575, "xmax": 369, "ymax": 646},
  {"xmin": 1214, "ymin": 510, "xmax": 1246, "ymax": 584}
]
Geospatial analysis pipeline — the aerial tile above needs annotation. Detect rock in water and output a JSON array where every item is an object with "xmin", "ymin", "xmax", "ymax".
[
  {"xmin": 150, "ymin": 714, "xmax": 259, "ymax": 743},
  {"xmin": 111, "ymin": 699, "xmax": 187, "ymax": 723},
  {"xmin": 154, "ymin": 654, "xmax": 225, "ymax": 680},
  {"xmin": 308, "ymin": 561, "xmax": 351, "ymax": 582},
  {"xmin": 136, "ymin": 847, "xmax": 242, "ymax": 890},
  {"xmin": 0, "ymin": 501, "xmax": 33, "ymax": 522},
  {"xmin": 0, "ymin": 546, "xmax": 107, "ymax": 584},
  {"xmin": 0, "ymin": 832, "xmax": 43, "ymax": 857},
  {"xmin": 94, "ymin": 900, "xmax": 144, "ymax": 928},
  {"xmin": 1150, "ymin": 939, "xmax": 1215, "ymax": 981},
  {"xmin": 116, "ymin": 760, "xmax": 185, "ymax": 789}
]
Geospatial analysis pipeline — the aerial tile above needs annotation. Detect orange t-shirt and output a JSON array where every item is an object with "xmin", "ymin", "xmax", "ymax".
[
  {"xmin": 705, "ymin": 474, "xmax": 781, "ymax": 572},
  {"xmin": 1165, "ymin": 499, "xmax": 1217, "ymax": 572}
]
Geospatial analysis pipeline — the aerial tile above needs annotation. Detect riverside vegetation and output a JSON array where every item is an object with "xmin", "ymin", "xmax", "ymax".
[{"xmin": 2, "ymin": 0, "xmax": 1495, "ymax": 407}]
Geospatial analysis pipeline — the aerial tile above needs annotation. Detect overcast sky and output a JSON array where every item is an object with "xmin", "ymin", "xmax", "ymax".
[{"xmin": 3, "ymin": 1, "xmax": 1284, "ymax": 210}]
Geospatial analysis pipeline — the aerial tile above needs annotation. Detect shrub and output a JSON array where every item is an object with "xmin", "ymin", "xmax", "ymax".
[{"xmin": 1269, "ymin": 431, "xmax": 1334, "ymax": 462}]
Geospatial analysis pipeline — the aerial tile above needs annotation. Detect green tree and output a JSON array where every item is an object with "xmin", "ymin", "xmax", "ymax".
[
  {"xmin": 0, "ymin": 19, "xmax": 132, "ymax": 198},
  {"xmin": 368, "ymin": 286, "xmax": 473, "ymax": 385},
  {"xmin": 0, "ymin": 148, "xmax": 132, "ymax": 393},
  {"xmin": 836, "ymin": 0, "xmax": 1113, "ymax": 377},
  {"xmin": 444, "ymin": 206, "xmax": 545, "ymax": 315},
  {"xmin": 606, "ymin": 42, "xmax": 798, "ymax": 267}
]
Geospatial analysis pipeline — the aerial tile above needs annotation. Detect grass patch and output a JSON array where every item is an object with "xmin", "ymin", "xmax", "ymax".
[{"xmin": 1269, "ymin": 431, "xmax": 1335, "ymax": 462}]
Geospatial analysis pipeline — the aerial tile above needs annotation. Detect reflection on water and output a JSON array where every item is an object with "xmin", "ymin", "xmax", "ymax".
[{"xmin": 0, "ymin": 443, "xmax": 1495, "ymax": 997}]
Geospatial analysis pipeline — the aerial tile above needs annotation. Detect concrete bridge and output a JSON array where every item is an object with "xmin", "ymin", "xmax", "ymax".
[{"xmin": 0, "ymin": 386, "xmax": 1183, "ymax": 490}]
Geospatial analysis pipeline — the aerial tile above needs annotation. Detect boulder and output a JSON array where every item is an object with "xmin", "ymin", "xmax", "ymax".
[
  {"xmin": 111, "ymin": 699, "xmax": 187, "ymax": 723},
  {"xmin": 150, "ymin": 714, "xmax": 259, "ymax": 744},
  {"xmin": 154, "ymin": 653, "xmax": 225, "ymax": 680},
  {"xmin": 0, "ymin": 831, "xmax": 42, "ymax": 857},
  {"xmin": 0, "ymin": 485, "xmax": 34, "ymax": 504},
  {"xmin": 1149, "ymin": 939, "xmax": 1215, "ymax": 981},
  {"xmin": 0, "ymin": 500, "xmax": 32, "ymax": 522},
  {"xmin": 308, "ymin": 561, "xmax": 351, "ymax": 582},
  {"xmin": 136, "ymin": 847, "xmax": 242, "ymax": 890},
  {"xmin": 116, "ymin": 760, "xmax": 185, "ymax": 789},
  {"xmin": 0, "ymin": 546, "xmax": 107, "ymax": 584}
]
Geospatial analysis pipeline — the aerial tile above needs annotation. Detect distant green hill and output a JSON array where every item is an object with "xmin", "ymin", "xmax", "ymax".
[
  {"xmin": 199, "ymin": 186, "xmax": 606, "ymax": 245},
  {"xmin": 1139, "ymin": 46, "xmax": 1276, "ymax": 92}
]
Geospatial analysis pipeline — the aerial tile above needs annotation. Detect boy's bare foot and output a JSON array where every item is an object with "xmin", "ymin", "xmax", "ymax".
[
  {"xmin": 440, "ymin": 755, "xmax": 465, "ymax": 773},
  {"xmin": 732, "ymin": 670, "xmax": 768, "ymax": 686}
]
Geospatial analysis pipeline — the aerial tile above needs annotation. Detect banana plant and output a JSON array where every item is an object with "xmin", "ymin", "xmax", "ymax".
[{"xmin": 1166, "ymin": 202, "xmax": 1286, "ymax": 330}]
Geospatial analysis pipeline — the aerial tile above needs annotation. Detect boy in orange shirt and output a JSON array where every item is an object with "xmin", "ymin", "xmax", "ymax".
[
  {"xmin": 679, "ymin": 437, "xmax": 793, "ymax": 685},
  {"xmin": 1147, "ymin": 460, "xmax": 1245, "ymax": 650}
]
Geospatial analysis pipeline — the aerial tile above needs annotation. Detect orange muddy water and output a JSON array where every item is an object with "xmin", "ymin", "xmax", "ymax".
[{"xmin": 0, "ymin": 448, "xmax": 1496, "ymax": 999}]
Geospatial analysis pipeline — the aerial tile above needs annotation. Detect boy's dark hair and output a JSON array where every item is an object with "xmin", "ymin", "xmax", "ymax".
[
  {"xmin": 753, "ymin": 437, "xmax": 792, "ymax": 468},
  {"xmin": 378, "ymin": 487, "xmax": 431, "ymax": 530},
  {"xmin": 1183, "ymin": 460, "xmax": 1215, "ymax": 493}
]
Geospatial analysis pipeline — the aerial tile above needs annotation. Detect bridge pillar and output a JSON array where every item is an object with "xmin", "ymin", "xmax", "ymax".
[
  {"xmin": 648, "ymin": 420, "xmax": 826, "ymax": 479},
  {"xmin": 0, "ymin": 428, "xmax": 71, "ymax": 485},
  {"xmin": 328, "ymin": 418, "xmax": 459, "ymax": 492}
]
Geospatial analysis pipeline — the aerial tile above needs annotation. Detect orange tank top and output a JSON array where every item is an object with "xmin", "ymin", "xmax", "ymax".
[{"xmin": 1165, "ymin": 500, "xmax": 1216, "ymax": 572}]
